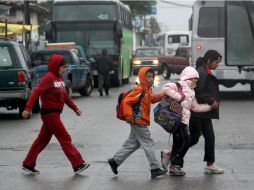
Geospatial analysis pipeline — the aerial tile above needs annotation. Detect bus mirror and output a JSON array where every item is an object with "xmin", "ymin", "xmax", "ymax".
[{"xmin": 116, "ymin": 22, "xmax": 123, "ymax": 38}]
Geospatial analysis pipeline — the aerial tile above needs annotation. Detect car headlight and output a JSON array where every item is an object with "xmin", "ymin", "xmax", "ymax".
[
  {"xmin": 133, "ymin": 60, "xmax": 141, "ymax": 64},
  {"xmin": 153, "ymin": 59, "xmax": 159, "ymax": 64}
]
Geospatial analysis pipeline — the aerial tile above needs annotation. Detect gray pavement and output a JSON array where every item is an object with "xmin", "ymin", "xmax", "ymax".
[{"xmin": 0, "ymin": 75, "xmax": 254, "ymax": 190}]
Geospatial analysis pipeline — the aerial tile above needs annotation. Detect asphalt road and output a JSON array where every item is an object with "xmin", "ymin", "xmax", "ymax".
[{"xmin": 0, "ymin": 75, "xmax": 254, "ymax": 190}]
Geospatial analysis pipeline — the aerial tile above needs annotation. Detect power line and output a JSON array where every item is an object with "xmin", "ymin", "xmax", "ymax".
[{"xmin": 160, "ymin": 0, "xmax": 192, "ymax": 8}]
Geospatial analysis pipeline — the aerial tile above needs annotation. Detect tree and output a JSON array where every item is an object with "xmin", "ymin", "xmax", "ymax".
[{"xmin": 121, "ymin": 0, "xmax": 156, "ymax": 18}]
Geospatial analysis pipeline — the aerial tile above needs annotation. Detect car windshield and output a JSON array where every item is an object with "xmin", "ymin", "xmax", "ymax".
[
  {"xmin": 0, "ymin": 46, "xmax": 14, "ymax": 67},
  {"xmin": 31, "ymin": 51, "xmax": 73, "ymax": 66},
  {"xmin": 135, "ymin": 49, "xmax": 160, "ymax": 57}
]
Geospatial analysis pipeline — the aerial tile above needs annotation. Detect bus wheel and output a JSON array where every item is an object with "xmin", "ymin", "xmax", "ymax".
[
  {"xmin": 162, "ymin": 65, "xmax": 171, "ymax": 79},
  {"xmin": 123, "ymin": 78, "xmax": 129, "ymax": 84}
]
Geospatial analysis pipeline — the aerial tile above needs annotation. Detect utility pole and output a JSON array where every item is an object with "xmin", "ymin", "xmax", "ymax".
[{"xmin": 24, "ymin": 1, "xmax": 31, "ymax": 49}]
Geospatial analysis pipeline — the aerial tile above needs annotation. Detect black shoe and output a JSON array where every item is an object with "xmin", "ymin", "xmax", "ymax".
[
  {"xmin": 105, "ymin": 91, "xmax": 109, "ymax": 96},
  {"xmin": 108, "ymin": 158, "xmax": 118, "ymax": 175},
  {"xmin": 99, "ymin": 90, "xmax": 103, "ymax": 96},
  {"xmin": 74, "ymin": 162, "xmax": 90, "ymax": 175},
  {"xmin": 151, "ymin": 168, "xmax": 167, "ymax": 178},
  {"xmin": 22, "ymin": 165, "xmax": 40, "ymax": 174}
]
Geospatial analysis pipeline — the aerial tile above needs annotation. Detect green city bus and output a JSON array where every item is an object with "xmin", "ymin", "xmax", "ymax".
[{"xmin": 47, "ymin": 0, "xmax": 133, "ymax": 86}]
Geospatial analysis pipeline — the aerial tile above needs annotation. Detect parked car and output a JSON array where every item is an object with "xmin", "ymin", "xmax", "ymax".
[
  {"xmin": 0, "ymin": 40, "xmax": 40, "ymax": 118},
  {"xmin": 30, "ymin": 48, "xmax": 93, "ymax": 97},
  {"xmin": 132, "ymin": 47, "xmax": 161, "ymax": 75},
  {"xmin": 159, "ymin": 47, "xmax": 190, "ymax": 79}
]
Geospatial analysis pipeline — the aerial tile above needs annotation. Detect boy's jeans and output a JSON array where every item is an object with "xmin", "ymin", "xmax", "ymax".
[{"xmin": 113, "ymin": 123, "xmax": 160, "ymax": 170}]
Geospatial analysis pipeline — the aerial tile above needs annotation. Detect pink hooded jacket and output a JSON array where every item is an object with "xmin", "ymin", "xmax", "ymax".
[{"xmin": 163, "ymin": 66, "xmax": 211, "ymax": 125}]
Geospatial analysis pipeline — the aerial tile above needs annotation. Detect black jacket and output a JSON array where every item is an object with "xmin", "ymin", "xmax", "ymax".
[
  {"xmin": 97, "ymin": 55, "xmax": 113, "ymax": 75},
  {"xmin": 191, "ymin": 65, "xmax": 220, "ymax": 119}
]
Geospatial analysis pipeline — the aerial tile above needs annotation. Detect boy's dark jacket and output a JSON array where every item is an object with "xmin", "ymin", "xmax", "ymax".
[
  {"xmin": 191, "ymin": 65, "xmax": 220, "ymax": 119},
  {"xmin": 123, "ymin": 67, "xmax": 164, "ymax": 126}
]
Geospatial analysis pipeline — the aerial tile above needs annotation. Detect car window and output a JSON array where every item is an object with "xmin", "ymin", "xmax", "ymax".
[
  {"xmin": 20, "ymin": 45, "xmax": 31, "ymax": 66},
  {"xmin": 135, "ymin": 49, "xmax": 160, "ymax": 57},
  {"xmin": 0, "ymin": 46, "xmax": 14, "ymax": 67},
  {"xmin": 14, "ymin": 45, "xmax": 28, "ymax": 68},
  {"xmin": 31, "ymin": 52, "xmax": 73, "ymax": 66}
]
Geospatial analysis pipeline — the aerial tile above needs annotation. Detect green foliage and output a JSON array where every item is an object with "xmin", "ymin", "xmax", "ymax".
[{"xmin": 121, "ymin": 0, "xmax": 156, "ymax": 17}]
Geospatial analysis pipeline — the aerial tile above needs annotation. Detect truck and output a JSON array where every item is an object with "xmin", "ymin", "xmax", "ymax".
[
  {"xmin": 159, "ymin": 47, "xmax": 190, "ymax": 79},
  {"xmin": 30, "ymin": 43, "xmax": 93, "ymax": 97}
]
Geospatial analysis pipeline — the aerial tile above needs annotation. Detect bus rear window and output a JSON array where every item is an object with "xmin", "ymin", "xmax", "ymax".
[
  {"xmin": 198, "ymin": 7, "xmax": 225, "ymax": 38},
  {"xmin": 168, "ymin": 35, "xmax": 189, "ymax": 44}
]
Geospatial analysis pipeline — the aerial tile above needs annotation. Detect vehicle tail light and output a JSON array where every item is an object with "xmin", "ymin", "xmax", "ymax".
[{"xmin": 17, "ymin": 71, "xmax": 26, "ymax": 83}]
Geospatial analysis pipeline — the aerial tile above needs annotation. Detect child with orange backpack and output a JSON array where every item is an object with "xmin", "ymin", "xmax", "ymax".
[{"xmin": 108, "ymin": 67, "xmax": 167, "ymax": 178}]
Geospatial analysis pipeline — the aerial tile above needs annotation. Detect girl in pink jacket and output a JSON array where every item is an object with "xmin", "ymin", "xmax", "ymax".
[{"xmin": 161, "ymin": 66, "xmax": 218, "ymax": 176}]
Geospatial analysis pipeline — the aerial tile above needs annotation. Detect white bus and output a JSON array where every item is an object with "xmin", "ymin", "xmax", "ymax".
[
  {"xmin": 190, "ymin": 1, "xmax": 254, "ymax": 94},
  {"xmin": 158, "ymin": 31, "xmax": 191, "ymax": 55}
]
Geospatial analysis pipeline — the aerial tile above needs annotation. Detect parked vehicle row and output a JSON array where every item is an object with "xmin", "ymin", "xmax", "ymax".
[{"xmin": 0, "ymin": 40, "xmax": 94, "ymax": 118}]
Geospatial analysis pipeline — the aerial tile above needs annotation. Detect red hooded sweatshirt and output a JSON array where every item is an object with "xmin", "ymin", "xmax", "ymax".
[{"xmin": 25, "ymin": 54, "xmax": 78, "ymax": 113}]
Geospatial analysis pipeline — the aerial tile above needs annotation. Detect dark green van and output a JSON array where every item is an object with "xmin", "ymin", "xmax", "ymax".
[{"xmin": 0, "ymin": 40, "xmax": 40, "ymax": 118}]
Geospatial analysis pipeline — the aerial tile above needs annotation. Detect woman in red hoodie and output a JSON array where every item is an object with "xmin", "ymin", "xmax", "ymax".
[{"xmin": 22, "ymin": 54, "xmax": 90, "ymax": 175}]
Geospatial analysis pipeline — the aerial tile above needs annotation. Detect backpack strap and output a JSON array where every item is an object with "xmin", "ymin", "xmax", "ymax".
[{"xmin": 175, "ymin": 82, "xmax": 185, "ymax": 102}]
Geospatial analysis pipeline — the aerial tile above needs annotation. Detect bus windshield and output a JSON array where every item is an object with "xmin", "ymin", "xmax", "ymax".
[
  {"xmin": 53, "ymin": 4, "xmax": 118, "ymax": 21},
  {"xmin": 56, "ymin": 28, "xmax": 117, "ymax": 56},
  {"xmin": 226, "ymin": 1, "xmax": 254, "ymax": 66}
]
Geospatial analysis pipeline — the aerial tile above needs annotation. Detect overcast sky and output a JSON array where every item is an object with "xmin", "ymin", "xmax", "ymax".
[{"xmin": 156, "ymin": 0, "xmax": 195, "ymax": 32}]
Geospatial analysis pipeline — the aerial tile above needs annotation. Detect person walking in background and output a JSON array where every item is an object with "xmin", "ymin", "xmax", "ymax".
[
  {"xmin": 162, "ymin": 66, "xmax": 218, "ymax": 176},
  {"xmin": 108, "ymin": 67, "xmax": 167, "ymax": 179},
  {"xmin": 97, "ymin": 49, "xmax": 113, "ymax": 96},
  {"xmin": 22, "ymin": 54, "xmax": 90, "ymax": 175},
  {"xmin": 189, "ymin": 50, "xmax": 224, "ymax": 174}
]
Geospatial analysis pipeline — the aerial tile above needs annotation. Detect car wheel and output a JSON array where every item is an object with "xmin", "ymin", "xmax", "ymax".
[
  {"xmin": 18, "ymin": 100, "xmax": 26, "ymax": 119},
  {"xmin": 79, "ymin": 77, "xmax": 93, "ymax": 96},
  {"xmin": 32, "ymin": 99, "xmax": 40, "ymax": 113},
  {"xmin": 66, "ymin": 83, "xmax": 73, "ymax": 97},
  {"xmin": 250, "ymin": 83, "xmax": 254, "ymax": 96},
  {"xmin": 162, "ymin": 65, "xmax": 171, "ymax": 79}
]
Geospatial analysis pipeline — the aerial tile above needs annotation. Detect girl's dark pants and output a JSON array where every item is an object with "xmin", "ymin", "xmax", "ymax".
[
  {"xmin": 23, "ymin": 112, "xmax": 85, "ymax": 169},
  {"xmin": 171, "ymin": 123, "xmax": 191, "ymax": 167},
  {"xmin": 189, "ymin": 117, "xmax": 215, "ymax": 163}
]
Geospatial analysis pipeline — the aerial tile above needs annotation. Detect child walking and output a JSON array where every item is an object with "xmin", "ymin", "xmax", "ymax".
[
  {"xmin": 161, "ymin": 66, "xmax": 218, "ymax": 176},
  {"xmin": 108, "ymin": 67, "xmax": 167, "ymax": 178},
  {"xmin": 22, "ymin": 54, "xmax": 90, "ymax": 175}
]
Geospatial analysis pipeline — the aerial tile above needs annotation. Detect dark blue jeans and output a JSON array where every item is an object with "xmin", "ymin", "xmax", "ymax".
[
  {"xmin": 171, "ymin": 123, "xmax": 191, "ymax": 167},
  {"xmin": 189, "ymin": 117, "xmax": 215, "ymax": 163}
]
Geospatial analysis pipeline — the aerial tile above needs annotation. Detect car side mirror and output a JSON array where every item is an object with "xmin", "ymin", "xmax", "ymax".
[{"xmin": 79, "ymin": 57, "xmax": 85, "ymax": 63}]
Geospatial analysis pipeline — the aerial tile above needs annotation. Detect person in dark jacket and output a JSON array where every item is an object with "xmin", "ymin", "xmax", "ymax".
[
  {"xmin": 189, "ymin": 50, "xmax": 224, "ymax": 174},
  {"xmin": 22, "ymin": 54, "xmax": 90, "ymax": 175},
  {"xmin": 97, "ymin": 49, "xmax": 113, "ymax": 96}
]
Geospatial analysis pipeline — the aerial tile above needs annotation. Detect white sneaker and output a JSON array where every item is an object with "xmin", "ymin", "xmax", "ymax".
[
  {"xmin": 161, "ymin": 150, "xmax": 171, "ymax": 171},
  {"xmin": 204, "ymin": 164, "xmax": 224, "ymax": 174}
]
